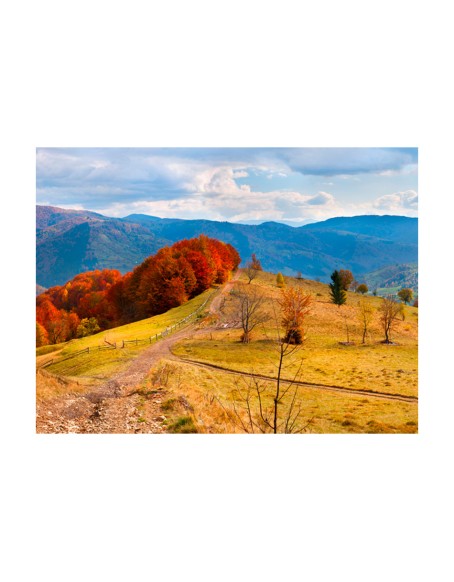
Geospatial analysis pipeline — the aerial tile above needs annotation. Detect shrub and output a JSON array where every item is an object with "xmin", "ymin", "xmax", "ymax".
[{"xmin": 167, "ymin": 416, "xmax": 198, "ymax": 434}]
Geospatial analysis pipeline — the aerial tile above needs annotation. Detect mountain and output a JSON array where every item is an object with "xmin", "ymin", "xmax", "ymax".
[
  {"xmin": 362, "ymin": 263, "xmax": 418, "ymax": 296},
  {"xmin": 302, "ymin": 214, "xmax": 417, "ymax": 244},
  {"xmin": 36, "ymin": 205, "xmax": 418, "ymax": 288},
  {"xmin": 37, "ymin": 208, "xmax": 169, "ymax": 287}
]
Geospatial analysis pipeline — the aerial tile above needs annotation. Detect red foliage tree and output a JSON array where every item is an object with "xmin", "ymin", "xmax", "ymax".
[{"xmin": 36, "ymin": 237, "xmax": 241, "ymax": 337}]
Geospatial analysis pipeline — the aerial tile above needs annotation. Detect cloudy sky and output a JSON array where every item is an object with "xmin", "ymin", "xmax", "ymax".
[{"xmin": 36, "ymin": 147, "xmax": 418, "ymax": 225}]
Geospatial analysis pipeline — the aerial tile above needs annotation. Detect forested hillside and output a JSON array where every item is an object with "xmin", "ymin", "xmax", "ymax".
[
  {"xmin": 36, "ymin": 235, "xmax": 240, "ymax": 346},
  {"xmin": 36, "ymin": 205, "xmax": 418, "ymax": 288}
]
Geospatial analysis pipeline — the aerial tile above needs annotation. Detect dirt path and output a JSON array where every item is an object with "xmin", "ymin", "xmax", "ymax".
[
  {"xmin": 169, "ymin": 356, "xmax": 418, "ymax": 404},
  {"xmin": 36, "ymin": 280, "xmax": 233, "ymax": 434},
  {"xmin": 36, "ymin": 271, "xmax": 415, "ymax": 433}
]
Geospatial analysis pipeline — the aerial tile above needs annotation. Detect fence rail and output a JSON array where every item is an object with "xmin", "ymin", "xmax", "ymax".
[{"xmin": 38, "ymin": 290, "xmax": 216, "ymax": 371}]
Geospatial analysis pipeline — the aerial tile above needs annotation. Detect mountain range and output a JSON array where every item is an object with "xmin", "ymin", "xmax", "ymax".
[{"xmin": 36, "ymin": 205, "xmax": 418, "ymax": 289}]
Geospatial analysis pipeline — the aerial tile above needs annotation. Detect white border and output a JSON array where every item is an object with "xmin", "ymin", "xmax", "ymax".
[{"xmin": 1, "ymin": 1, "xmax": 452, "ymax": 580}]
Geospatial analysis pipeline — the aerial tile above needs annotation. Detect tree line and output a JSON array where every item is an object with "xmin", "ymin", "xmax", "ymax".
[{"xmin": 36, "ymin": 235, "xmax": 241, "ymax": 346}]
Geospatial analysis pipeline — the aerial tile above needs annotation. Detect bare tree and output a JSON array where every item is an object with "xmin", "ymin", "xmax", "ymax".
[
  {"xmin": 358, "ymin": 298, "xmax": 374, "ymax": 343},
  {"xmin": 224, "ymin": 300, "xmax": 313, "ymax": 433},
  {"xmin": 340, "ymin": 310, "xmax": 352, "ymax": 343},
  {"xmin": 230, "ymin": 282, "xmax": 269, "ymax": 343},
  {"xmin": 379, "ymin": 296, "xmax": 401, "ymax": 343},
  {"xmin": 244, "ymin": 262, "xmax": 260, "ymax": 284},
  {"xmin": 224, "ymin": 342, "xmax": 312, "ymax": 433}
]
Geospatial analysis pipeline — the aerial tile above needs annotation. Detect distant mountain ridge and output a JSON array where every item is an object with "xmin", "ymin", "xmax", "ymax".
[{"xmin": 36, "ymin": 205, "xmax": 418, "ymax": 288}]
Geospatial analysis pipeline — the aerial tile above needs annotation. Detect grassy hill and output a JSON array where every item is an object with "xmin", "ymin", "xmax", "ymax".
[
  {"xmin": 37, "ymin": 271, "xmax": 418, "ymax": 434},
  {"xmin": 37, "ymin": 288, "xmax": 213, "ymax": 382}
]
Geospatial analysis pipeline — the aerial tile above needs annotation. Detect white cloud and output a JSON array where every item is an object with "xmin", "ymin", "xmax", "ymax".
[
  {"xmin": 36, "ymin": 148, "xmax": 418, "ymax": 223},
  {"xmin": 374, "ymin": 190, "xmax": 418, "ymax": 213}
]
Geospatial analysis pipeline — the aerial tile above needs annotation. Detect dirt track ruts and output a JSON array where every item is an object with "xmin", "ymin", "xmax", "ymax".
[{"xmin": 168, "ymin": 356, "xmax": 418, "ymax": 404}]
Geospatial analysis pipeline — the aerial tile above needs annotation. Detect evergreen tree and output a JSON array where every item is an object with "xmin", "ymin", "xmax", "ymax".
[{"xmin": 329, "ymin": 270, "xmax": 347, "ymax": 306}]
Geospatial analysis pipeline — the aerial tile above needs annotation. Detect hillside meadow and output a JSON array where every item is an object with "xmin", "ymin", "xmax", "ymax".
[
  {"xmin": 174, "ymin": 273, "xmax": 418, "ymax": 398},
  {"xmin": 36, "ymin": 270, "xmax": 418, "ymax": 433},
  {"xmin": 36, "ymin": 289, "xmax": 213, "ymax": 385},
  {"xmin": 167, "ymin": 271, "xmax": 417, "ymax": 433}
]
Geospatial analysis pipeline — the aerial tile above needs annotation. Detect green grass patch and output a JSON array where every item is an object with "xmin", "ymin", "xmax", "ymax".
[
  {"xmin": 40, "ymin": 289, "xmax": 214, "ymax": 382},
  {"xmin": 167, "ymin": 416, "xmax": 198, "ymax": 434},
  {"xmin": 36, "ymin": 342, "xmax": 67, "ymax": 356}
]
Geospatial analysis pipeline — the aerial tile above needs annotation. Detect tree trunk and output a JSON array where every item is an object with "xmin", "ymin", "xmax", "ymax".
[{"xmin": 273, "ymin": 345, "xmax": 284, "ymax": 433}]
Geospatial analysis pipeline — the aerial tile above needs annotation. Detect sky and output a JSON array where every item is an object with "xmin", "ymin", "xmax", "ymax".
[{"xmin": 36, "ymin": 147, "xmax": 418, "ymax": 225}]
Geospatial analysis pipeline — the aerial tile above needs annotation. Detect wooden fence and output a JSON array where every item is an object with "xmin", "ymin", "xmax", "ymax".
[{"xmin": 38, "ymin": 291, "xmax": 215, "ymax": 370}]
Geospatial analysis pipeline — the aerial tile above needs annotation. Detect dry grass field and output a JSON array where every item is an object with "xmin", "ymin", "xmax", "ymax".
[
  {"xmin": 166, "ymin": 271, "xmax": 418, "ymax": 433},
  {"xmin": 36, "ymin": 271, "xmax": 418, "ymax": 433}
]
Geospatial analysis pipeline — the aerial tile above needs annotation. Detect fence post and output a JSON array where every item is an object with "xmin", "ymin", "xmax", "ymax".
[{"xmin": 87, "ymin": 347, "xmax": 90, "ymax": 354}]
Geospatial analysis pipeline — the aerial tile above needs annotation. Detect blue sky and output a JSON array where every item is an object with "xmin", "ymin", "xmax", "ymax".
[{"xmin": 36, "ymin": 147, "xmax": 418, "ymax": 224}]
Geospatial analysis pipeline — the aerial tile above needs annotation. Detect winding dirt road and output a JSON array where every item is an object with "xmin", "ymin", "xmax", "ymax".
[{"xmin": 36, "ymin": 277, "xmax": 237, "ymax": 433}]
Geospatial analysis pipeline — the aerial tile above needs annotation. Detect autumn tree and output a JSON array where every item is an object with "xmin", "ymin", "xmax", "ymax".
[
  {"xmin": 329, "ymin": 270, "xmax": 347, "ymax": 306},
  {"xmin": 36, "ymin": 236, "xmax": 241, "ymax": 333},
  {"xmin": 276, "ymin": 272, "xmax": 285, "ymax": 288},
  {"xmin": 357, "ymin": 283, "xmax": 368, "ymax": 295},
  {"xmin": 279, "ymin": 287, "xmax": 313, "ymax": 344},
  {"xmin": 398, "ymin": 288, "xmax": 414, "ymax": 305},
  {"xmin": 77, "ymin": 317, "xmax": 101, "ymax": 338},
  {"xmin": 230, "ymin": 282, "xmax": 269, "ymax": 343},
  {"xmin": 36, "ymin": 297, "xmax": 69, "ymax": 344},
  {"xmin": 245, "ymin": 262, "xmax": 260, "ymax": 284},
  {"xmin": 251, "ymin": 253, "xmax": 262, "ymax": 271},
  {"xmin": 358, "ymin": 298, "xmax": 374, "ymax": 344},
  {"xmin": 379, "ymin": 296, "xmax": 401, "ymax": 343},
  {"xmin": 339, "ymin": 269, "xmax": 354, "ymax": 291},
  {"xmin": 244, "ymin": 253, "xmax": 263, "ymax": 283},
  {"xmin": 46, "ymin": 315, "xmax": 69, "ymax": 344},
  {"xmin": 36, "ymin": 322, "xmax": 49, "ymax": 347},
  {"xmin": 224, "ymin": 299, "xmax": 312, "ymax": 434}
]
